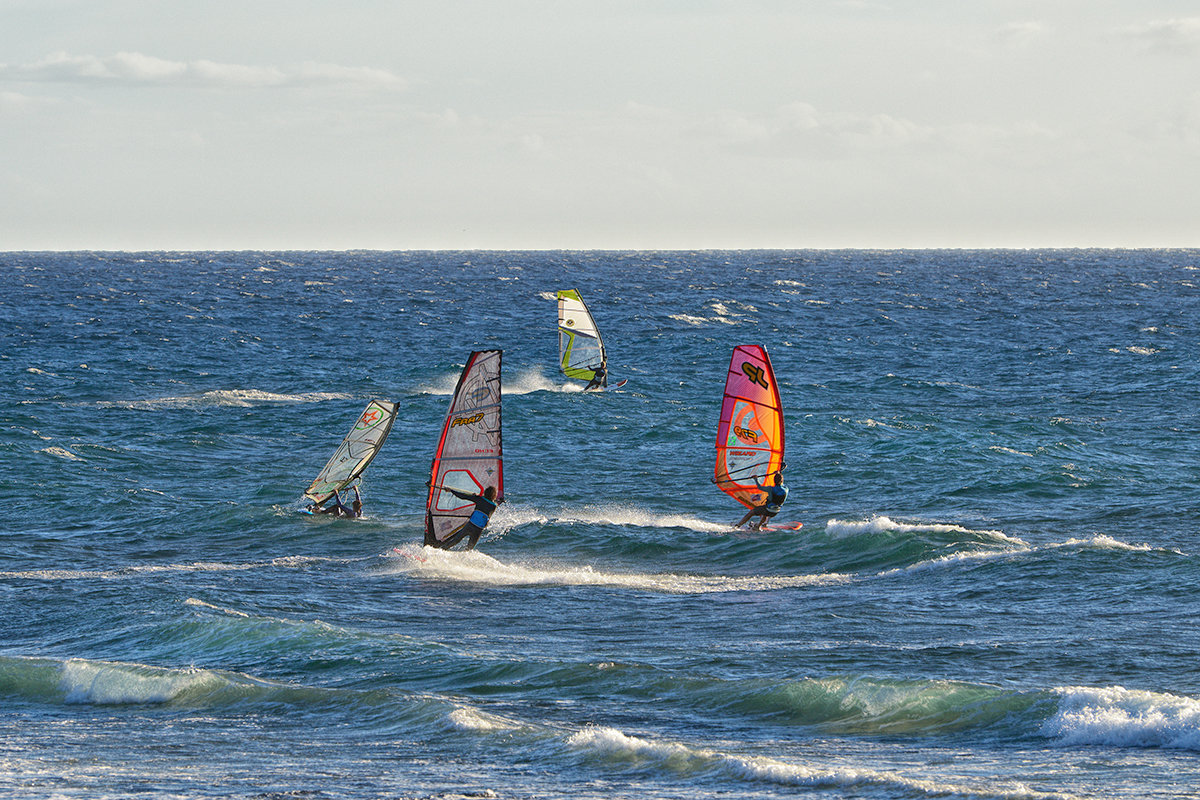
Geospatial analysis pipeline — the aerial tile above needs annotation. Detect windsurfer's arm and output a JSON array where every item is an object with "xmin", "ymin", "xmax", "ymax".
[{"xmin": 440, "ymin": 486, "xmax": 480, "ymax": 502}]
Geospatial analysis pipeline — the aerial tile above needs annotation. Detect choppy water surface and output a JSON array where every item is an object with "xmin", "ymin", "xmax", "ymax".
[{"xmin": 2, "ymin": 249, "xmax": 1199, "ymax": 799}]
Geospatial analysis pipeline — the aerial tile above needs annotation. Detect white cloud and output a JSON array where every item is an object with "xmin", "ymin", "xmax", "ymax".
[
  {"xmin": 0, "ymin": 51, "xmax": 407, "ymax": 90},
  {"xmin": 0, "ymin": 90, "xmax": 46, "ymax": 112},
  {"xmin": 994, "ymin": 21, "xmax": 1047, "ymax": 47},
  {"xmin": 1122, "ymin": 18, "xmax": 1200, "ymax": 54},
  {"xmin": 716, "ymin": 102, "xmax": 937, "ymax": 160}
]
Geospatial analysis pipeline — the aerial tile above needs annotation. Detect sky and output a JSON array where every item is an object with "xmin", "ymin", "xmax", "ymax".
[{"xmin": 1, "ymin": 0, "xmax": 1198, "ymax": 250}]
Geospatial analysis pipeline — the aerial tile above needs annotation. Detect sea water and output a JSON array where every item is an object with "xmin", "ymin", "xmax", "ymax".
[{"xmin": 1, "ymin": 249, "xmax": 1198, "ymax": 799}]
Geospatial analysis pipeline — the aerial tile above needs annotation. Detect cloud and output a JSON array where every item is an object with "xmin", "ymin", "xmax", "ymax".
[
  {"xmin": 0, "ymin": 90, "xmax": 45, "ymax": 112},
  {"xmin": 716, "ymin": 102, "xmax": 936, "ymax": 160},
  {"xmin": 1122, "ymin": 18, "xmax": 1200, "ymax": 54},
  {"xmin": 0, "ymin": 51, "xmax": 407, "ymax": 90},
  {"xmin": 994, "ymin": 21, "xmax": 1047, "ymax": 47}
]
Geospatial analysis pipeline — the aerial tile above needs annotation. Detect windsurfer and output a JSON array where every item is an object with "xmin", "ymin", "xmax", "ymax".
[
  {"xmin": 310, "ymin": 486, "xmax": 362, "ymax": 518},
  {"xmin": 734, "ymin": 471, "xmax": 788, "ymax": 531},
  {"xmin": 584, "ymin": 364, "xmax": 608, "ymax": 391},
  {"xmin": 426, "ymin": 484, "xmax": 502, "ymax": 550}
]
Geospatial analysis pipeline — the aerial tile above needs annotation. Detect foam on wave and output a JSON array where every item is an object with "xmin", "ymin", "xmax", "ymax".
[
  {"xmin": 498, "ymin": 503, "xmax": 730, "ymax": 534},
  {"xmin": 417, "ymin": 367, "xmax": 584, "ymax": 396},
  {"xmin": 0, "ymin": 555, "xmax": 346, "ymax": 581},
  {"xmin": 825, "ymin": 515, "xmax": 1021, "ymax": 544},
  {"xmin": 387, "ymin": 544, "xmax": 845, "ymax": 594},
  {"xmin": 1042, "ymin": 685, "xmax": 1200, "ymax": 750},
  {"xmin": 567, "ymin": 725, "xmax": 1072, "ymax": 799},
  {"xmin": 99, "ymin": 389, "xmax": 353, "ymax": 409}
]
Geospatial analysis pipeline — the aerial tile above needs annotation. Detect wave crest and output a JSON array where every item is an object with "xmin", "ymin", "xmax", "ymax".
[{"xmin": 386, "ymin": 544, "xmax": 845, "ymax": 594}]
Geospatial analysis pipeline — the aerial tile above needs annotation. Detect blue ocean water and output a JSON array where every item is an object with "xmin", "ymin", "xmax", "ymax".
[{"xmin": 2, "ymin": 249, "xmax": 1198, "ymax": 799}]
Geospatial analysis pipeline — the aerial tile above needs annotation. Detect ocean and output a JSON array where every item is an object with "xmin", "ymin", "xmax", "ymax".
[{"xmin": 1, "ymin": 249, "xmax": 1198, "ymax": 799}]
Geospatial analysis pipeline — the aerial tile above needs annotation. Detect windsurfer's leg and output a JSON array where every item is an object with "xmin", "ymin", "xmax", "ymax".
[
  {"xmin": 442, "ymin": 523, "xmax": 482, "ymax": 550},
  {"xmin": 441, "ymin": 525, "xmax": 467, "ymax": 549}
]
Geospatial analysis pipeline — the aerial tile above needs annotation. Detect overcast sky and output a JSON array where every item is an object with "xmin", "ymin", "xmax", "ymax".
[{"xmin": 2, "ymin": 1, "xmax": 1198, "ymax": 250}]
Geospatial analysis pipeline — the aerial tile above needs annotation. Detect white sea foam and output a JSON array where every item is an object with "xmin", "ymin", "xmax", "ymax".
[
  {"xmin": 1126, "ymin": 346, "xmax": 1159, "ymax": 355},
  {"xmin": 503, "ymin": 368, "xmax": 585, "ymax": 395},
  {"xmin": 184, "ymin": 597, "xmax": 251, "ymax": 617},
  {"xmin": 387, "ymin": 544, "xmax": 845, "ymax": 594},
  {"xmin": 567, "ymin": 726, "xmax": 1071, "ymax": 799},
  {"xmin": 0, "ymin": 555, "xmax": 345, "ymax": 581},
  {"xmin": 99, "ymin": 389, "xmax": 353, "ymax": 409},
  {"xmin": 418, "ymin": 367, "xmax": 583, "ymax": 396},
  {"xmin": 1053, "ymin": 535, "xmax": 1157, "ymax": 553},
  {"xmin": 667, "ymin": 305, "xmax": 740, "ymax": 326},
  {"xmin": 825, "ymin": 516, "xmax": 1022, "ymax": 545},
  {"xmin": 879, "ymin": 548, "xmax": 1024, "ymax": 578},
  {"xmin": 880, "ymin": 533, "xmax": 1167, "ymax": 579},
  {"xmin": 500, "ymin": 503, "xmax": 730, "ymax": 534},
  {"xmin": 40, "ymin": 446, "xmax": 83, "ymax": 461},
  {"xmin": 1042, "ymin": 686, "xmax": 1200, "ymax": 750},
  {"xmin": 990, "ymin": 445, "xmax": 1036, "ymax": 457},
  {"xmin": 448, "ymin": 705, "xmax": 523, "ymax": 732}
]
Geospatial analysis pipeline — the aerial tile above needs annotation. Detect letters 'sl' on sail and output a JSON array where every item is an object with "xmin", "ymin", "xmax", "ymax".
[
  {"xmin": 425, "ymin": 350, "xmax": 503, "ymax": 545},
  {"xmin": 714, "ymin": 345, "xmax": 785, "ymax": 510},
  {"xmin": 304, "ymin": 400, "xmax": 399, "ymax": 504},
  {"xmin": 557, "ymin": 289, "xmax": 606, "ymax": 382}
]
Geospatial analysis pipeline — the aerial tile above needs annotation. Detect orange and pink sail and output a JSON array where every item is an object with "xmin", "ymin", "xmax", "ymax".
[{"xmin": 714, "ymin": 345, "xmax": 785, "ymax": 510}]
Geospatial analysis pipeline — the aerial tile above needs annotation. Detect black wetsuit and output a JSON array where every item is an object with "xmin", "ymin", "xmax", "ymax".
[
  {"xmin": 312, "ymin": 491, "xmax": 359, "ymax": 518},
  {"xmin": 431, "ymin": 487, "xmax": 501, "ymax": 550},
  {"xmin": 584, "ymin": 365, "xmax": 608, "ymax": 391}
]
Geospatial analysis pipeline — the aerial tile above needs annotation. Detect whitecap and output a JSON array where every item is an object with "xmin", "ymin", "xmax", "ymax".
[
  {"xmin": 41, "ymin": 446, "xmax": 83, "ymax": 461},
  {"xmin": 385, "ymin": 544, "xmax": 845, "ymax": 594},
  {"xmin": 567, "ymin": 725, "xmax": 1071, "ymax": 799},
  {"xmin": 1042, "ymin": 685, "xmax": 1200, "ymax": 750},
  {"xmin": 448, "ymin": 705, "xmax": 524, "ymax": 732},
  {"xmin": 98, "ymin": 389, "xmax": 353, "ymax": 409},
  {"xmin": 499, "ymin": 503, "xmax": 729, "ymax": 534},
  {"xmin": 825, "ymin": 516, "xmax": 1022, "ymax": 545}
]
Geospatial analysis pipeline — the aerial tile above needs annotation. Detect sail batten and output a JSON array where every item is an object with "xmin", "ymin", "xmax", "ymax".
[
  {"xmin": 714, "ymin": 345, "xmax": 785, "ymax": 510},
  {"xmin": 304, "ymin": 400, "xmax": 398, "ymax": 504},
  {"xmin": 557, "ymin": 289, "xmax": 606, "ymax": 382},
  {"xmin": 425, "ymin": 350, "xmax": 503, "ymax": 545}
]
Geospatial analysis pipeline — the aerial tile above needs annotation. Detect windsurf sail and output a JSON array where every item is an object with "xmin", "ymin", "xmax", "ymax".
[
  {"xmin": 304, "ymin": 400, "xmax": 398, "ymax": 505},
  {"xmin": 714, "ymin": 345, "xmax": 785, "ymax": 509},
  {"xmin": 557, "ymin": 289, "xmax": 606, "ymax": 383},
  {"xmin": 425, "ymin": 350, "xmax": 503, "ymax": 546}
]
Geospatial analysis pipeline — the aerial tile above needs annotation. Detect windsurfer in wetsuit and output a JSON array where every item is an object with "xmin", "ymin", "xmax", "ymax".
[
  {"xmin": 426, "ymin": 484, "xmax": 502, "ymax": 550},
  {"xmin": 310, "ymin": 486, "xmax": 362, "ymax": 518},
  {"xmin": 584, "ymin": 363, "xmax": 608, "ymax": 391},
  {"xmin": 734, "ymin": 470, "xmax": 788, "ymax": 531}
]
